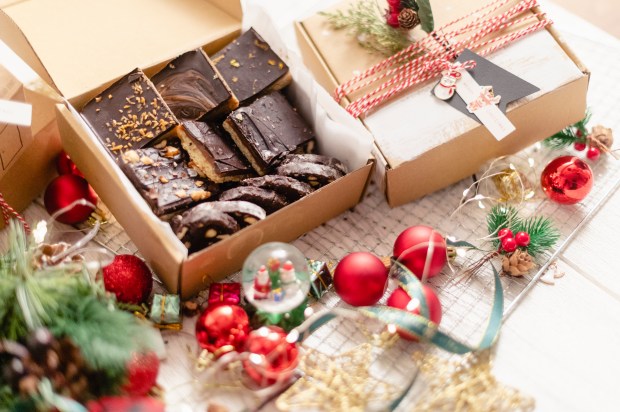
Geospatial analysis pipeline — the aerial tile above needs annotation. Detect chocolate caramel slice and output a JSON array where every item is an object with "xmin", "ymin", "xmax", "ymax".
[
  {"xmin": 171, "ymin": 208, "xmax": 240, "ymax": 253},
  {"xmin": 152, "ymin": 49, "xmax": 238, "ymax": 121},
  {"xmin": 211, "ymin": 28, "xmax": 291, "ymax": 105},
  {"xmin": 81, "ymin": 69, "xmax": 177, "ymax": 158},
  {"xmin": 223, "ymin": 92, "xmax": 316, "ymax": 175},
  {"xmin": 219, "ymin": 186, "xmax": 287, "ymax": 215},
  {"xmin": 241, "ymin": 175, "xmax": 313, "ymax": 201},
  {"xmin": 177, "ymin": 120, "xmax": 254, "ymax": 183},
  {"xmin": 185, "ymin": 200, "xmax": 266, "ymax": 227}
]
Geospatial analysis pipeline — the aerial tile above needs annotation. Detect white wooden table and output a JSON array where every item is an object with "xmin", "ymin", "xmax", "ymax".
[{"xmin": 3, "ymin": 2, "xmax": 620, "ymax": 411}]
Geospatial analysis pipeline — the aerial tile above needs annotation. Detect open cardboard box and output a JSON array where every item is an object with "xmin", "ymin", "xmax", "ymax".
[
  {"xmin": 0, "ymin": 0, "xmax": 375, "ymax": 298},
  {"xmin": 295, "ymin": 0, "xmax": 590, "ymax": 207}
]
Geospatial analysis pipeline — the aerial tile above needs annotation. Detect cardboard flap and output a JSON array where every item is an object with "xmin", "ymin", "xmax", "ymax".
[{"xmin": 2, "ymin": 0, "xmax": 241, "ymax": 100}]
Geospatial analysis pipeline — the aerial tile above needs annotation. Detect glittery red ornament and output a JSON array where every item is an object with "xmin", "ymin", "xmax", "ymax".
[
  {"xmin": 393, "ymin": 225, "xmax": 447, "ymax": 280},
  {"xmin": 195, "ymin": 304, "xmax": 249, "ymax": 356},
  {"xmin": 333, "ymin": 252, "xmax": 388, "ymax": 306},
  {"xmin": 56, "ymin": 150, "xmax": 84, "ymax": 177},
  {"xmin": 541, "ymin": 156, "xmax": 593, "ymax": 205},
  {"xmin": 122, "ymin": 351, "xmax": 159, "ymax": 396},
  {"xmin": 44, "ymin": 174, "xmax": 97, "ymax": 224},
  {"xmin": 242, "ymin": 326, "xmax": 298, "ymax": 387},
  {"xmin": 87, "ymin": 396, "xmax": 165, "ymax": 412},
  {"xmin": 102, "ymin": 255, "xmax": 153, "ymax": 304},
  {"xmin": 387, "ymin": 285, "xmax": 442, "ymax": 341}
]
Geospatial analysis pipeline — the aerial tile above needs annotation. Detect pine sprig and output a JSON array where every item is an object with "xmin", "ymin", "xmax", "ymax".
[
  {"xmin": 487, "ymin": 205, "xmax": 521, "ymax": 248},
  {"xmin": 514, "ymin": 216, "xmax": 560, "ymax": 257},
  {"xmin": 543, "ymin": 110, "xmax": 591, "ymax": 150},
  {"xmin": 320, "ymin": 0, "xmax": 410, "ymax": 56}
]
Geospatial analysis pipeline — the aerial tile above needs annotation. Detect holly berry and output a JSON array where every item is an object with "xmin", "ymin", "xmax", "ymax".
[
  {"xmin": 586, "ymin": 147, "xmax": 601, "ymax": 161},
  {"xmin": 576, "ymin": 129, "xmax": 583, "ymax": 138},
  {"xmin": 573, "ymin": 141, "xmax": 586, "ymax": 151},
  {"xmin": 501, "ymin": 237, "xmax": 517, "ymax": 253},
  {"xmin": 386, "ymin": 11, "xmax": 400, "ymax": 27},
  {"xmin": 497, "ymin": 228, "xmax": 513, "ymax": 240},
  {"xmin": 514, "ymin": 231, "xmax": 530, "ymax": 247}
]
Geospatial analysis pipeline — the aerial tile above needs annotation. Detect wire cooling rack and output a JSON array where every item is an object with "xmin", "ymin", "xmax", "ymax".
[{"xmin": 86, "ymin": 14, "xmax": 620, "ymax": 411}]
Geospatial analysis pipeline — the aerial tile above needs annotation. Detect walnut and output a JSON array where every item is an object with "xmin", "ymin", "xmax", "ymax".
[
  {"xmin": 398, "ymin": 8, "xmax": 420, "ymax": 30},
  {"xmin": 502, "ymin": 249, "xmax": 535, "ymax": 277}
]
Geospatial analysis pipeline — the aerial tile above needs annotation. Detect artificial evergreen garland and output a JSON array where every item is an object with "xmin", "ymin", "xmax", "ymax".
[
  {"xmin": 0, "ymin": 220, "xmax": 154, "ymax": 410},
  {"xmin": 543, "ymin": 111, "xmax": 591, "ymax": 150}
]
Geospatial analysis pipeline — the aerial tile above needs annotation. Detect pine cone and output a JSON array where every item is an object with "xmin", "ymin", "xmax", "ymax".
[
  {"xmin": 502, "ymin": 249, "xmax": 535, "ymax": 277},
  {"xmin": 589, "ymin": 125, "xmax": 614, "ymax": 150},
  {"xmin": 398, "ymin": 8, "xmax": 420, "ymax": 29}
]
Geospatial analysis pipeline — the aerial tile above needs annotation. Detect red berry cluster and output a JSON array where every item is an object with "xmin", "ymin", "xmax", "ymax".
[
  {"xmin": 573, "ymin": 130, "xmax": 601, "ymax": 161},
  {"xmin": 386, "ymin": 0, "xmax": 403, "ymax": 27},
  {"xmin": 497, "ymin": 228, "xmax": 530, "ymax": 253}
]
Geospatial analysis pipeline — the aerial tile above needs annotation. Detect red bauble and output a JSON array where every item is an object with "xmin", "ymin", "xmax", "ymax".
[
  {"xmin": 56, "ymin": 150, "xmax": 84, "ymax": 177},
  {"xmin": 195, "ymin": 304, "xmax": 249, "ymax": 356},
  {"xmin": 541, "ymin": 156, "xmax": 593, "ymax": 205},
  {"xmin": 586, "ymin": 147, "xmax": 601, "ymax": 161},
  {"xmin": 501, "ymin": 237, "xmax": 517, "ymax": 253},
  {"xmin": 242, "ymin": 326, "xmax": 298, "ymax": 387},
  {"xmin": 122, "ymin": 351, "xmax": 159, "ymax": 396},
  {"xmin": 573, "ymin": 142, "xmax": 586, "ymax": 151},
  {"xmin": 102, "ymin": 255, "xmax": 153, "ymax": 304},
  {"xmin": 44, "ymin": 174, "xmax": 97, "ymax": 224},
  {"xmin": 386, "ymin": 285, "xmax": 442, "ymax": 341},
  {"xmin": 393, "ymin": 225, "xmax": 447, "ymax": 280},
  {"xmin": 333, "ymin": 252, "xmax": 388, "ymax": 306},
  {"xmin": 87, "ymin": 396, "xmax": 165, "ymax": 412},
  {"xmin": 514, "ymin": 231, "xmax": 530, "ymax": 247}
]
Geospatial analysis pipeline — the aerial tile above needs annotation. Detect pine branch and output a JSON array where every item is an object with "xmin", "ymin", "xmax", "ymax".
[
  {"xmin": 543, "ymin": 109, "xmax": 591, "ymax": 149},
  {"xmin": 515, "ymin": 216, "xmax": 560, "ymax": 257},
  {"xmin": 320, "ymin": 0, "xmax": 411, "ymax": 56},
  {"xmin": 487, "ymin": 205, "xmax": 521, "ymax": 247}
]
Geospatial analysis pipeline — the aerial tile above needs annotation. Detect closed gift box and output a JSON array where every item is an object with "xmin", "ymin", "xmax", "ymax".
[
  {"xmin": 0, "ymin": 0, "xmax": 374, "ymax": 297},
  {"xmin": 295, "ymin": 0, "xmax": 589, "ymax": 206}
]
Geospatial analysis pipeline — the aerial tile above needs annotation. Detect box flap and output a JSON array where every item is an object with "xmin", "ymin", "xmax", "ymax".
[{"xmin": 2, "ymin": 0, "xmax": 241, "ymax": 100}]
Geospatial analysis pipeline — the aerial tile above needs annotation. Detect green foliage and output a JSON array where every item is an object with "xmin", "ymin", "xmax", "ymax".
[
  {"xmin": 543, "ymin": 110, "xmax": 591, "ymax": 149},
  {"xmin": 416, "ymin": 0, "xmax": 435, "ymax": 32},
  {"xmin": 401, "ymin": 0, "xmax": 418, "ymax": 11},
  {"xmin": 320, "ymin": 0, "xmax": 411, "ymax": 56},
  {"xmin": 486, "ymin": 205, "xmax": 559, "ymax": 256}
]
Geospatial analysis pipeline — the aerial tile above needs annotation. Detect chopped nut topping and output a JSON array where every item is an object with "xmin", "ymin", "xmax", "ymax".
[
  {"xmin": 190, "ymin": 190, "xmax": 211, "ymax": 201},
  {"xmin": 278, "ymin": 62, "xmax": 284, "ymax": 70},
  {"xmin": 159, "ymin": 176, "xmax": 169, "ymax": 184},
  {"xmin": 204, "ymin": 229, "xmax": 218, "ymax": 238},
  {"xmin": 174, "ymin": 189, "xmax": 188, "ymax": 198},
  {"xmin": 267, "ymin": 60, "xmax": 276, "ymax": 66},
  {"xmin": 195, "ymin": 181, "xmax": 204, "ymax": 187},
  {"xmin": 162, "ymin": 146, "xmax": 181, "ymax": 158},
  {"xmin": 230, "ymin": 59, "xmax": 240, "ymax": 68},
  {"xmin": 254, "ymin": 39, "xmax": 269, "ymax": 51},
  {"xmin": 212, "ymin": 55, "xmax": 225, "ymax": 65},
  {"xmin": 140, "ymin": 156, "xmax": 154, "ymax": 165},
  {"xmin": 108, "ymin": 94, "xmax": 113, "ymax": 99},
  {"xmin": 122, "ymin": 150, "xmax": 140, "ymax": 163},
  {"xmin": 232, "ymin": 76, "xmax": 239, "ymax": 83},
  {"xmin": 235, "ymin": 113, "xmax": 243, "ymax": 121},
  {"xmin": 95, "ymin": 96, "xmax": 102, "ymax": 103}
]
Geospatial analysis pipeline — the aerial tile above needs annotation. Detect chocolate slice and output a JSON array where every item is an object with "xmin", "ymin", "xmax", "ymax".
[
  {"xmin": 152, "ymin": 49, "xmax": 238, "ymax": 121},
  {"xmin": 223, "ymin": 92, "xmax": 316, "ymax": 175},
  {"xmin": 171, "ymin": 208, "xmax": 240, "ymax": 253},
  {"xmin": 241, "ymin": 175, "xmax": 313, "ymax": 201},
  {"xmin": 81, "ymin": 68, "xmax": 177, "ymax": 158},
  {"xmin": 279, "ymin": 154, "xmax": 348, "ymax": 176},
  {"xmin": 276, "ymin": 162, "xmax": 344, "ymax": 189},
  {"xmin": 211, "ymin": 28, "xmax": 291, "ymax": 105},
  {"xmin": 187, "ymin": 200, "xmax": 266, "ymax": 227},
  {"xmin": 121, "ymin": 142, "xmax": 218, "ymax": 216},
  {"xmin": 177, "ymin": 120, "xmax": 254, "ymax": 183},
  {"xmin": 219, "ymin": 186, "xmax": 287, "ymax": 214}
]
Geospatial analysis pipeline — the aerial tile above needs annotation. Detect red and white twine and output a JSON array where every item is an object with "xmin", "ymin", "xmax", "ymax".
[
  {"xmin": 334, "ymin": 0, "xmax": 552, "ymax": 118},
  {"xmin": 0, "ymin": 193, "xmax": 30, "ymax": 233}
]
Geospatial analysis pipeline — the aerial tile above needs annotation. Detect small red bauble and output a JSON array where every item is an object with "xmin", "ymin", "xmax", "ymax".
[
  {"xmin": 56, "ymin": 150, "xmax": 84, "ymax": 177},
  {"xmin": 387, "ymin": 285, "xmax": 442, "ymax": 341},
  {"xmin": 102, "ymin": 255, "xmax": 153, "ymax": 304},
  {"xmin": 501, "ymin": 237, "xmax": 517, "ymax": 253},
  {"xmin": 44, "ymin": 174, "xmax": 97, "ymax": 224},
  {"xmin": 586, "ymin": 147, "xmax": 601, "ymax": 161},
  {"xmin": 195, "ymin": 304, "xmax": 249, "ymax": 356},
  {"xmin": 514, "ymin": 231, "xmax": 530, "ymax": 247},
  {"xmin": 122, "ymin": 351, "xmax": 159, "ymax": 396},
  {"xmin": 333, "ymin": 252, "xmax": 388, "ymax": 306},
  {"xmin": 242, "ymin": 326, "xmax": 298, "ymax": 387},
  {"xmin": 541, "ymin": 156, "xmax": 593, "ymax": 205},
  {"xmin": 573, "ymin": 142, "xmax": 586, "ymax": 151},
  {"xmin": 497, "ymin": 228, "xmax": 513, "ymax": 241},
  {"xmin": 393, "ymin": 225, "xmax": 447, "ymax": 280}
]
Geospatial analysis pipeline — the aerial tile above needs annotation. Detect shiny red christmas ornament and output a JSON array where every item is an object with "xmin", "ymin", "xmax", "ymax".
[
  {"xmin": 56, "ymin": 150, "xmax": 84, "ymax": 177},
  {"xmin": 393, "ymin": 225, "xmax": 447, "ymax": 280},
  {"xmin": 387, "ymin": 285, "xmax": 442, "ymax": 341},
  {"xmin": 102, "ymin": 255, "xmax": 153, "ymax": 304},
  {"xmin": 333, "ymin": 252, "xmax": 388, "ymax": 306},
  {"xmin": 44, "ymin": 174, "xmax": 97, "ymax": 224},
  {"xmin": 242, "ymin": 326, "xmax": 298, "ymax": 387},
  {"xmin": 541, "ymin": 156, "xmax": 593, "ymax": 205},
  {"xmin": 514, "ymin": 231, "xmax": 530, "ymax": 247},
  {"xmin": 195, "ymin": 304, "xmax": 249, "ymax": 356},
  {"xmin": 87, "ymin": 396, "xmax": 165, "ymax": 412},
  {"xmin": 122, "ymin": 351, "xmax": 159, "ymax": 396}
]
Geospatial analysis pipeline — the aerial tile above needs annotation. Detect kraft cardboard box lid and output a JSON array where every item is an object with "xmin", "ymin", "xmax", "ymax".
[{"xmin": 0, "ymin": 0, "xmax": 242, "ymax": 101}]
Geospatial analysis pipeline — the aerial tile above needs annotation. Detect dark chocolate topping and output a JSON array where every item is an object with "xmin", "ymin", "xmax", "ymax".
[
  {"xmin": 81, "ymin": 68, "xmax": 177, "ymax": 157},
  {"xmin": 241, "ymin": 175, "xmax": 313, "ymax": 201},
  {"xmin": 219, "ymin": 186, "xmax": 287, "ymax": 214},
  {"xmin": 212, "ymin": 28, "xmax": 290, "ymax": 104},
  {"xmin": 276, "ymin": 161, "xmax": 343, "ymax": 189},
  {"xmin": 171, "ymin": 208, "xmax": 240, "ymax": 253},
  {"xmin": 187, "ymin": 200, "xmax": 266, "ymax": 227},
  {"xmin": 152, "ymin": 50, "xmax": 233, "ymax": 120},
  {"xmin": 280, "ymin": 154, "xmax": 348, "ymax": 175}
]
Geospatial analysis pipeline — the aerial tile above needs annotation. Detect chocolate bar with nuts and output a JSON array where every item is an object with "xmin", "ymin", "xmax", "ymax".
[
  {"xmin": 211, "ymin": 28, "xmax": 291, "ymax": 105},
  {"xmin": 177, "ymin": 120, "xmax": 254, "ymax": 183},
  {"xmin": 241, "ymin": 175, "xmax": 313, "ymax": 202},
  {"xmin": 189, "ymin": 201, "xmax": 266, "ymax": 227},
  {"xmin": 152, "ymin": 49, "xmax": 238, "ymax": 121},
  {"xmin": 223, "ymin": 92, "xmax": 316, "ymax": 175},
  {"xmin": 120, "ymin": 140, "xmax": 218, "ymax": 216},
  {"xmin": 219, "ymin": 186, "xmax": 287, "ymax": 215},
  {"xmin": 276, "ymin": 154, "xmax": 346, "ymax": 188},
  {"xmin": 81, "ymin": 68, "xmax": 177, "ymax": 158},
  {"xmin": 171, "ymin": 208, "xmax": 240, "ymax": 253}
]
